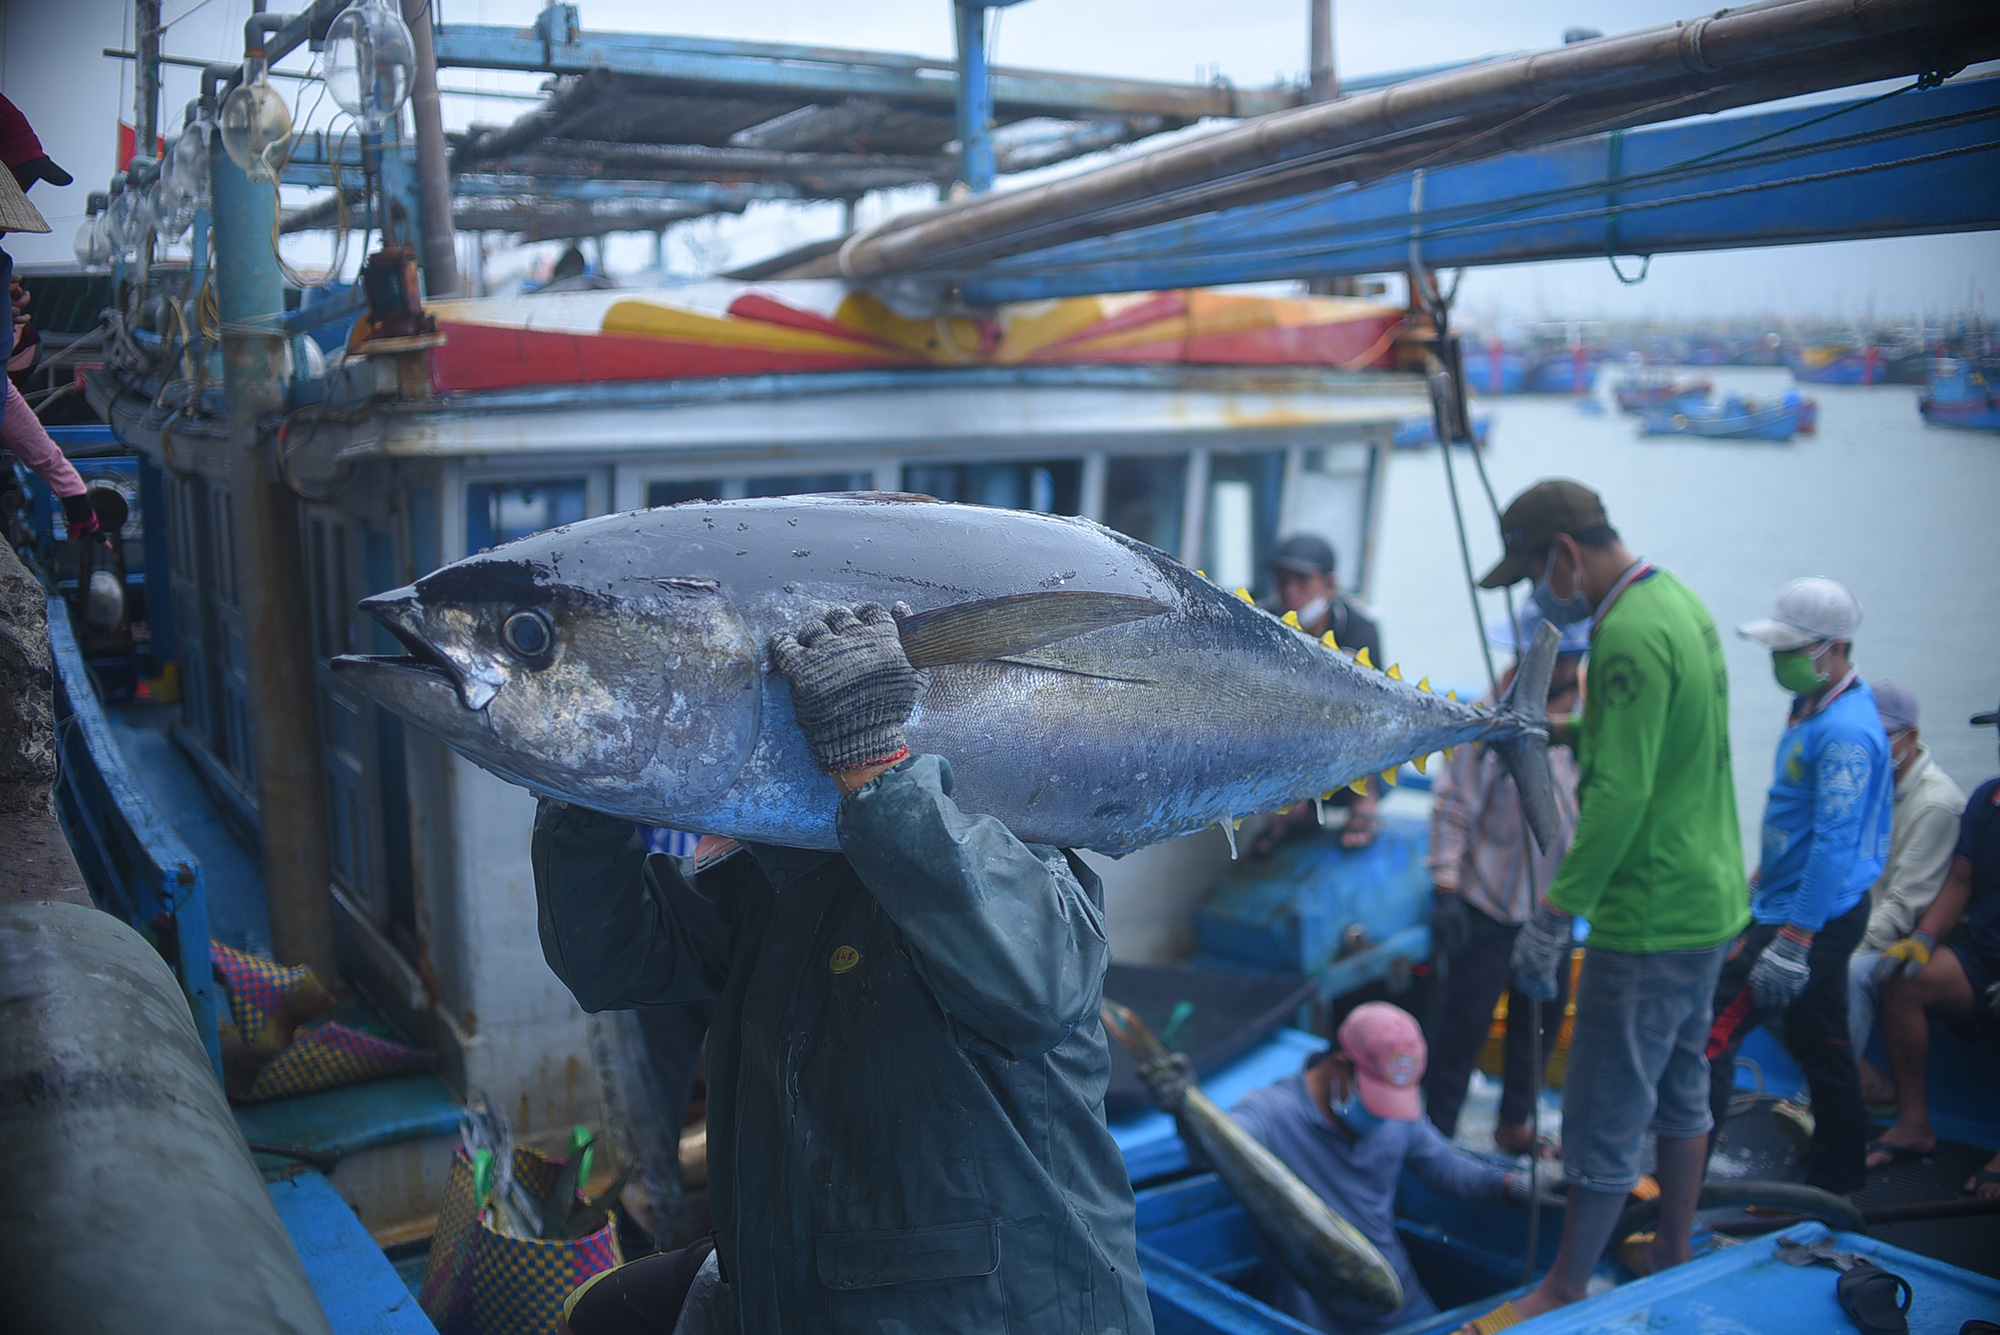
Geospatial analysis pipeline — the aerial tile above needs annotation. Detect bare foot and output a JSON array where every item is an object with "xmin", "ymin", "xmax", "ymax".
[
  {"xmin": 1456, "ymin": 1278, "xmax": 1576, "ymax": 1333},
  {"xmin": 1966, "ymin": 1149, "xmax": 2000, "ymax": 1199}
]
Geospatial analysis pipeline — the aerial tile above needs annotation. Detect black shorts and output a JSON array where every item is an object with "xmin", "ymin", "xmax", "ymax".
[{"xmin": 1943, "ymin": 926, "xmax": 2000, "ymax": 1000}]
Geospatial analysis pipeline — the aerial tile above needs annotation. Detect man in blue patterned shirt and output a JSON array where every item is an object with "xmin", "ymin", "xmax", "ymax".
[{"xmin": 1707, "ymin": 578, "xmax": 1892, "ymax": 1198}]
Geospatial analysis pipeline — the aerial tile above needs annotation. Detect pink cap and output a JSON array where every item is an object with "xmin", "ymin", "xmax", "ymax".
[{"xmin": 1338, "ymin": 1002, "xmax": 1427, "ymax": 1120}]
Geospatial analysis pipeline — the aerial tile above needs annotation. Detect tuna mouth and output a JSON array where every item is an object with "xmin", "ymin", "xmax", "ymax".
[{"xmin": 335, "ymin": 589, "xmax": 493, "ymax": 711}]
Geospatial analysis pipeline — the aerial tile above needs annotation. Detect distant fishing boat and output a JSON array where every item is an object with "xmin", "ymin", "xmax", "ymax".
[
  {"xmin": 1392, "ymin": 410, "xmax": 1491, "ymax": 449},
  {"xmin": 1462, "ymin": 339, "xmax": 1528, "ymax": 395},
  {"xmin": 1789, "ymin": 342, "xmax": 1887, "ymax": 385},
  {"xmin": 1614, "ymin": 374, "xmax": 1712, "ymax": 412},
  {"xmin": 1919, "ymin": 359, "xmax": 2000, "ymax": 433},
  {"xmin": 1524, "ymin": 348, "xmax": 1599, "ymax": 394},
  {"xmin": 1641, "ymin": 392, "xmax": 1804, "ymax": 441}
]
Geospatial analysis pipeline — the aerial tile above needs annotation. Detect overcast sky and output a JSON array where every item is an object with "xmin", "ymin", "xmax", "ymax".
[{"xmin": 6, "ymin": 0, "xmax": 1995, "ymax": 316}]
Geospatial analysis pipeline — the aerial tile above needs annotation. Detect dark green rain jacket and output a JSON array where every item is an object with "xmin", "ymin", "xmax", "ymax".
[{"xmin": 532, "ymin": 753, "xmax": 1153, "ymax": 1334}]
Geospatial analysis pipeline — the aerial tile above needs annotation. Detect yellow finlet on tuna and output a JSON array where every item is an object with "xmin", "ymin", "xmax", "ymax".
[
  {"xmin": 1348, "ymin": 776, "xmax": 1369, "ymax": 795},
  {"xmin": 1380, "ymin": 767, "xmax": 1399, "ymax": 787},
  {"xmin": 1385, "ymin": 663, "xmax": 1403, "ymax": 681},
  {"xmin": 1235, "ymin": 587, "xmax": 1255, "ymax": 604},
  {"xmin": 1282, "ymin": 610, "xmax": 1301, "ymax": 628},
  {"xmin": 1413, "ymin": 753, "xmax": 1429, "ymax": 776},
  {"xmin": 1321, "ymin": 630, "xmax": 1340, "ymax": 650},
  {"xmin": 1417, "ymin": 677, "xmax": 1432, "ymax": 694},
  {"xmin": 1354, "ymin": 647, "xmax": 1374, "ymax": 669}
]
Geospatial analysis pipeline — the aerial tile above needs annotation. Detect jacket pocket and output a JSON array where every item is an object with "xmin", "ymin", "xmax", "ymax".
[{"xmin": 816, "ymin": 1219, "xmax": 1000, "ymax": 1291}]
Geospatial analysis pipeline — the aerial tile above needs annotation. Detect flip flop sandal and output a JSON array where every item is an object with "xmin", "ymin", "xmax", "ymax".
[
  {"xmin": 1616, "ymin": 1231, "xmax": 1658, "ymax": 1278},
  {"xmin": 1459, "ymin": 1298, "xmax": 1527, "ymax": 1334},
  {"xmin": 1863, "ymin": 1138, "xmax": 1930, "ymax": 1171},
  {"xmin": 1959, "ymin": 1168, "xmax": 2000, "ymax": 1199},
  {"xmin": 1836, "ymin": 1260, "xmax": 1912, "ymax": 1335}
]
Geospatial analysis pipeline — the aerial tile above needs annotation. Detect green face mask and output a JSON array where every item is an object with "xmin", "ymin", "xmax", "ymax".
[{"xmin": 1772, "ymin": 647, "xmax": 1828, "ymax": 695}]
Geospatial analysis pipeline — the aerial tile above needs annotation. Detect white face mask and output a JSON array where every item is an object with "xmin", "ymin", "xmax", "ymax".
[{"xmin": 1295, "ymin": 594, "xmax": 1332, "ymax": 628}]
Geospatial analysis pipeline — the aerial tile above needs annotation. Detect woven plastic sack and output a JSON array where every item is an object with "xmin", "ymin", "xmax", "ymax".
[
  {"xmin": 210, "ymin": 941, "xmax": 334, "ymax": 1052},
  {"xmin": 241, "ymin": 1019, "xmax": 437, "ymax": 1102},
  {"xmin": 421, "ymin": 1146, "xmax": 621, "ymax": 1335}
]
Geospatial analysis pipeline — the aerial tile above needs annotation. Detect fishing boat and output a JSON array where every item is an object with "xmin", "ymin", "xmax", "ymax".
[
  {"xmin": 1919, "ymin": 358, "xmax": 2000, "ymax": 433},
  {"xmin": 1461, "ymin": 339, "xmax": 1529, "ymax": 395},
  {"xmin": 1640, "ymin": 392, "xmax": 1806, "ymax": 441},
  {"xmin": 1789, "ymin": 342, "xmax": 1888, "ymax": 385},
  {"xmin": 1393, "ymin": 409, "xmax": 1491, "ymax": 449},
  {"xmin": 1614, "ymin": 374, "xmax": 1713, "ymax": 412},
  {"xmin": 1523, "ymin": 348, "xmax": 1599, "ymax": 395}
]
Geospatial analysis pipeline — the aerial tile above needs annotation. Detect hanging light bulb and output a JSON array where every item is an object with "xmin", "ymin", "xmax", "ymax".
[
  {"xmin": 104, "ymin": 187, "xmax": 143, "ymax": 260},
  {"xmin": 324, "ymin": 0, "xmax": 415, "ymax": 132},
  {"xmin": 151, "ymin": 123, "xmax": 210, "ymax": 242},
  {"xmin": 73, "ymin": 195, "xmax": 113, "ymax": 268},
  {"xmin": 220, "ymin": 55, "xmax": 294, "ymax": 181}
]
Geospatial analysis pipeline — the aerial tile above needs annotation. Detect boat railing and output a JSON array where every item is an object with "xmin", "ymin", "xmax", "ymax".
[{"xmin": 45, "ymin": 593, "xmax": 222, "ymax": 1083}]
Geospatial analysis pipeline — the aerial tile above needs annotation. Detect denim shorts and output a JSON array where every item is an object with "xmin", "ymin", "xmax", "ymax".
[{"xmin": 1560, "ymin": 942, "xmax": 1729, "ymax": 1193}]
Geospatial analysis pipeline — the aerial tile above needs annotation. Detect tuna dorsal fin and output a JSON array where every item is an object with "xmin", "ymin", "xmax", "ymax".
[{"xmin": 897, "ymin": 591, "xmax": 1171, "ymax": 668}]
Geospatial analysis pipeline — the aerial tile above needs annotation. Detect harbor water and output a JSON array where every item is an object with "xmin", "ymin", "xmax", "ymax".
[{"xmin": 1372, "ymin": 368, "xmax": 2000, "ymax": 866}]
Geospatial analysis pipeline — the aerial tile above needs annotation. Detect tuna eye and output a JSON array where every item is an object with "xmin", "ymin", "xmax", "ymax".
[{"xmin": 501, "ymin": 609, "xmax": 553, "ymax": 662}]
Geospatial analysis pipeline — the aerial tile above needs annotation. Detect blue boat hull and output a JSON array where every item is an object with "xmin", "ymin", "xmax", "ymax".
[
  {"xmin": 1920, "ymin": 362, "xmax": 2000, "ymax": 432},
  {"xmin": 1641, "ymin": 402, "xmax": 1800, "ymax": 441}
]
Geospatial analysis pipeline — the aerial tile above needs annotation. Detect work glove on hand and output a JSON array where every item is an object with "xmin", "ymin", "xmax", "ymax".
[
  {"xmin": 1430, "ymin": 889, "xmax": 1472, "ymax": 960},
  {"xmin": 60, "ymin": 493, "xmax": 107, "ymax": 546},
  {"xmin": 769, "ymin": 602, "xmax": 921, "ymax": 775},
  {"xmin": 1871, "ymin": 931, "xmax": 1935, "ymax": 988},
  {"xmin": 1503, "ymin": 1160, "xmax": 1564, "ymax": 1209},
  {"xmin": 1748, "ymin": 927, "xmax": 1814, "ymax": 1010},
  {"xmin": 1510, "ymin": 899, "xmax": 1573, "ymax": 1002}
]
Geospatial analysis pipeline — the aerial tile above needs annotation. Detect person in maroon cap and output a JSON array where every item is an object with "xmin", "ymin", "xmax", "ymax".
[{"xmin": 0, "ymin": 96, "xmax": 73, "ymax": 193}]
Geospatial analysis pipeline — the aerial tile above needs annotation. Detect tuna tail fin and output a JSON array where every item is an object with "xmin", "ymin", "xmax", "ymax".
[{"xmin": 1493, "ymin": 617, "xmax": 1561, "ymax": 855}]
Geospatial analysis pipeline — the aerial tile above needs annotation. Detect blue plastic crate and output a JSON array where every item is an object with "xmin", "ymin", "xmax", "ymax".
[{"xmin": 1192, "ymin": 813, "xmax": 1430, "ymax": 976}]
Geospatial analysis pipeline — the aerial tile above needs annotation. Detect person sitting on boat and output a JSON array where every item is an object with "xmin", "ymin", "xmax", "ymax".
[
  {"xmin": 1229, "ymin": 1003, "xmax": 1553, "ymax": 1335},
  {"xmin": 1423, "ymin": 606, "xmax": 1586, "ymax": 1157},
  {"xmin": 532, "ymin": 603, "xmax": 1152, "ymax": 1334},
  {"xmin": 1467, "ymin": 480, "xmax": 1745, "ymax": 1334},
  {"xmin": 1257, "ymin": 533, "xmax": 1385, "ymax": 851},
  {"xmin": 1844, "ymin": 682, "xmax": 1965, "ymax": 1113},
  {"xmin": 1863, "ymin": 691, "xmax": 2000, "ymax": 1199},
  {"xmin": 1711, "ymin": 577, "xmax": 1892, "ymax": 1200}
]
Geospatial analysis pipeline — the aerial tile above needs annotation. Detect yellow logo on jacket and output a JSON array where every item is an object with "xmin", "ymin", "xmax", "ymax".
[{"xmin": 829, "ymin": 945, "xmax": 861, "ymax": 974}]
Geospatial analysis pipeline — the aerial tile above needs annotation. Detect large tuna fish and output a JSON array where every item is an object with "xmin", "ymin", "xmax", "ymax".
[{"xmin": 333, "ymin": 494, "xmax": 1557, "ymax": 855}]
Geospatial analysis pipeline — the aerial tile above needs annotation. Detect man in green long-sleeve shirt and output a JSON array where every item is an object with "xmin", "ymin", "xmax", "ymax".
[{"xmin": 1454, "ymin": 480, "xmax": 1747, "ymax": 1335}]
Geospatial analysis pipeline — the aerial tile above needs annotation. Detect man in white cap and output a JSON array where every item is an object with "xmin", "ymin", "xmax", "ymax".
[
  {"xmin": 1709, "ymin": 577, "xmax": 1893, "ymax": 1198},
  {"xmin": 1845, "ymin": 681, "xmax": 1964, "ymax": 1111}
]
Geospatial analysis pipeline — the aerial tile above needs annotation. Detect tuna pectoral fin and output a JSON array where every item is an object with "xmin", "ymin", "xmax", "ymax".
[
  {"xmin": 897, "ymin": 591, "xmax": 1170, "ymax": 669},
  {"xmin": 1495, "ymin": 617, "xmax": 1562, "ymax": 855}
]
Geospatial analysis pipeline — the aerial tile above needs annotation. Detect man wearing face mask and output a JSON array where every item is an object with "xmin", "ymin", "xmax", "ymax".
[
  {"xmin": 1260, "ymin": 534, "xmax": 1384, "ymax": 851},
  {"xmin": 1707, "ymin": 577, "xmax": 1891, "ymax": 1199},
  {"xmin": 1459, "ymin": 480, "xmax": 1745, "ymax": 1334},
  {"xmin": 1229, "ymin": 1003, "xmax": 1551, "ymax": 1335},
  {"xmin": 1843, "ymin": 682, "xmax": 1963, "ymax": 1113}
]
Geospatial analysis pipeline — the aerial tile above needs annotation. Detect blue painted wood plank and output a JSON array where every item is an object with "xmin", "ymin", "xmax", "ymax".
[
  {"xmin": 235, "ymin": 1075, "xmax": 462, "ymax": 1160},
  {"xmin": 268, "ymin": 1172, "xmax": 438, "ymax": 1335}
]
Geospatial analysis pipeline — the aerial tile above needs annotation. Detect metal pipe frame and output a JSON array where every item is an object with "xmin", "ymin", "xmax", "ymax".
[
  {"xmin": 835, "ymin": 0, "xmax": 1996, "ymax": 282},
  {"xmin": 953, "ymin": 2, "xmax": 996, "ymax": 193},
  {"xmin": 432, "ymin": 15, "xmax": 1294, "ymax": 122},
  {"xmin": 948, "ymin": 73, "xmax": 2000, "ymax": 302}
]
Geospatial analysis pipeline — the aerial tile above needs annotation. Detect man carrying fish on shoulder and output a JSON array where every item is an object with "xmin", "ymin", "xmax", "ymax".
[{"xmin": 532, "ymin": 602, "xmax": 1153, "ymax": 1334}]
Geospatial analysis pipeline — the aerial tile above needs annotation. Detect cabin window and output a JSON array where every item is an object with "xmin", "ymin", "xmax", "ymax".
[
  {"xmin": 648, "ymin": 478, "xmax": 727, "ymax": 507},
  {"xmin": 741, "ymin": 472, "xmax": 873, "ymax": 498},
  {"xmin": 465, "ymin": 478, "xmax": 588, "ymax": 555},
  {"xmin": 1102, "ymin": 455, "xmax": 1187, "ymax": 556},
  {"xmin": 900, "ymin": 460, "xmax": 1080, "ymax": 514},
  {"xmin": 1202, "ymin": 451, "xmax": 1285, "ymax": 597}
]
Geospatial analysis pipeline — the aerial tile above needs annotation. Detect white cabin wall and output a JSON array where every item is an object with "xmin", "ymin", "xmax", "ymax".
[
  {"xmin": 434, "ymin": 755, "xmax": 596, "ymax": 1143},
  {"xmin": 1081, "ymin": 825, "xmax": 1239, "ymax": 966}
]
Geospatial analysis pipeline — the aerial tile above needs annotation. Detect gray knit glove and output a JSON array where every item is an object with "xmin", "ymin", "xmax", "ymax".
[
  {"xmin": 1748, "ymin": 927, "xmax": 1814, "ymax": 1010},
  {"xmin": 769, "ymin": 603, "xmax": 921, "ymax": 775},
  {"xmin": 1510, "ymin": 899, "xmax": 1573, "ymax": 1002}
]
